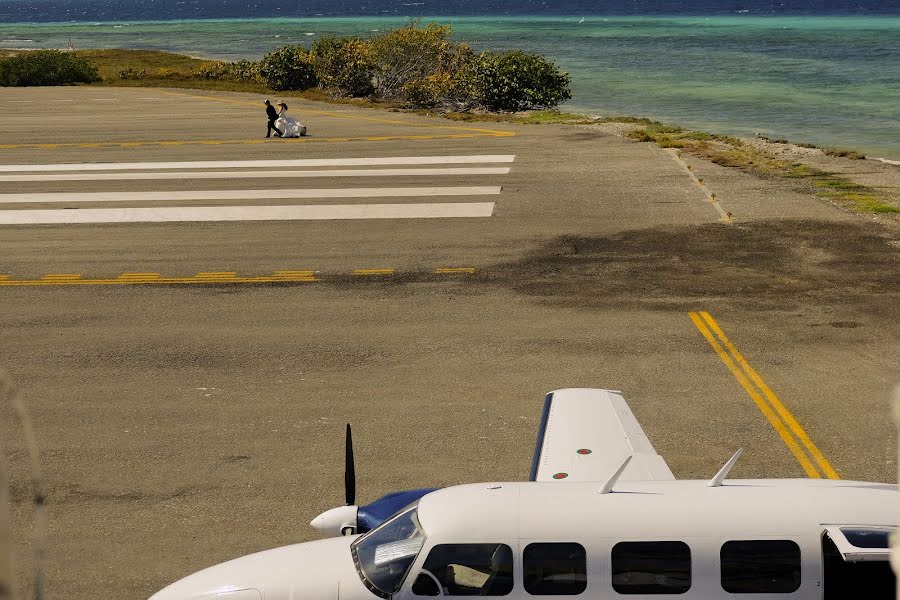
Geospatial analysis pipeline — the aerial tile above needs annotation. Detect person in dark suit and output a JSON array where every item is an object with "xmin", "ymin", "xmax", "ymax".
[{"xmin": 264, "ymin": 99, "xmax": 282, "ymax": 138}]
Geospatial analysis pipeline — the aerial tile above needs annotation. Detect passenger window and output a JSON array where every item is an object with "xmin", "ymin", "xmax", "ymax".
[
  {"xmin": 611, "ymin": 541, "xmax": 691, "ymax": 595},
  {"xmin": 720, "ymin": 540, "xmax": 801, "ymax": 594},
  {"xmin": 524, "ymin": 542, "xmax": 586, "ymax": 595},
  {"xmin": 412, "ymin": 544, "xmax": 514, "ymax": 596}
]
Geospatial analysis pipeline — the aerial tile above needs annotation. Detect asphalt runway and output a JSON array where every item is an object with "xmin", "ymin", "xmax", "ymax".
[{"xmin": 0, "ymin": 86, "xmax": 898, "ymax": 599}]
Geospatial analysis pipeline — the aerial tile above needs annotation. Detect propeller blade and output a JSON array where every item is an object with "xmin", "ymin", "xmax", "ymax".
[{"xmin": 345, "ymin": 423, "xmax": 356, "ymax": 506}]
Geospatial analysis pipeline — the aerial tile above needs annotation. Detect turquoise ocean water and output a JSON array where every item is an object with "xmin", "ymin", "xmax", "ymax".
[{"xmin": 2, "ymin": 16, "xmax": 899, "ymax": 160}]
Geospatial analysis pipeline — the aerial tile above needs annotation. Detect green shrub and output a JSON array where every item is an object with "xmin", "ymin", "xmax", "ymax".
[
  {"xmin": 259, "ymin": 45, "xmax": 317, "ymax": 91},
  {"xmin": 228, "ymin": 59, "xmax": 262, "ymax": 83},
  {"xmin": 192, "ymin": 61, "xmax": 230, "ymax": 80},
  {"xmin": 191, "ymin": 59, "xmax": 260, "ymax": 83},
  {"xmin": 0, "ymin": 50, "xmax": 100, "ymax": 86},
  {"xmin": 310, "ymin": 35, "xmax": 374, "ymax": 97},
  {"xmin": 470, "ymin": 50, "xmax": 571, "ymax": 111},
  {"xmin": 367, "ymin": 21, "xmax": 473, "ymax": 103}
]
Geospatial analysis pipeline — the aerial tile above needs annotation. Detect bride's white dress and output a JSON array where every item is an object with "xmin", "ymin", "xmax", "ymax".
[{"xmin": 274, "ymin": 109, "xmax": 306, "ymax": 137}]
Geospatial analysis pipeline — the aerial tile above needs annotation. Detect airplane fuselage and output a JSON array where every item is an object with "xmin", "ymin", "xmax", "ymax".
[{"xmin": 151, "ymin": 477, "xmax": 897, "ymax": 600}]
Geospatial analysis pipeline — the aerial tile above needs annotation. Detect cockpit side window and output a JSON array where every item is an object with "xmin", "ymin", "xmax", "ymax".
[
  {"xmin": 352, "ymin": 506, "xmax": 426, "ymax": 599},
  {"xmin": 412, "ymin": 544, "xmax": 514, "ymax": 596}
]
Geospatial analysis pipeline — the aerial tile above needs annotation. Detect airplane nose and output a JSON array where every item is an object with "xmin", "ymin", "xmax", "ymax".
[{"xmin": 149, "ymin": 536, "xmax": 355, "ymax": 600}]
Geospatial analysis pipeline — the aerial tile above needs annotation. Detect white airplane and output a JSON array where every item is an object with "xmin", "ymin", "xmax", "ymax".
[{"xmin": 150, "ymin": 388, "xmax": 897, "ymax": 600}]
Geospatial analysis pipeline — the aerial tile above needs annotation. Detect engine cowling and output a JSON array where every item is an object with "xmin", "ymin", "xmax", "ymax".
[{"xmin": 310, "ymin": 505, "xmax": 359, "ymax": 537}]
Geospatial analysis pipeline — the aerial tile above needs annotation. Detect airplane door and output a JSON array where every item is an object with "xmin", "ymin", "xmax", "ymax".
[
  {"xmin": 821, "ymin": 526, "xmax": 895, "ymax": 599},
  {"xmin": 395, "ymin": 541, "xmax": 520, "ymax": 600}
]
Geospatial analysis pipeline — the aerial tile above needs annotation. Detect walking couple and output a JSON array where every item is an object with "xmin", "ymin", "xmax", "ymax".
[{"xmin": 265, "ymin": 99, "xmax": 306, "ymax": 138}]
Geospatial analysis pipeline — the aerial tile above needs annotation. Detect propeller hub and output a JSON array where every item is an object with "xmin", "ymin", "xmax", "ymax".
[{"xmin": 310, "ymin": 505, "xmax": 359, "ymax": 537}]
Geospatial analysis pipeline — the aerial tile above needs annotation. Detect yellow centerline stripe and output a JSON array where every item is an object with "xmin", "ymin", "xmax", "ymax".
[
  {"xmin": 698, "ymin": 311, "xmax": 840, "ymax": 479},
  {"xmin": 0, "ymin": 267, "xmax": 477, "ymax": 287},
  {"xmin": 0, "ymin": 132, "xmax": 510, "ymax": 151},
  {"xmin": 689, "ymin": 311, "xmax": 823, "ymax": 478},
  {"xmin": 352, "ymin": 269, "xmax": 395, "ymax": 276},
  {"xmin": 154, "ymin": 89, "xmax": 517, "ymax": 137}
]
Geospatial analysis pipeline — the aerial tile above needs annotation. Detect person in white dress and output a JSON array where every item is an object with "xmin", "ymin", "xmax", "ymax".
[{"xmin": 274, "ymin": 102, "xmax": 306, "ymax": 137}]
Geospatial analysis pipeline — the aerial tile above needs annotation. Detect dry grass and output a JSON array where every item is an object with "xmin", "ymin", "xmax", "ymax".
[{"xmin": 629, "ymin": 123, "xmax": 898, "ymax": 215}]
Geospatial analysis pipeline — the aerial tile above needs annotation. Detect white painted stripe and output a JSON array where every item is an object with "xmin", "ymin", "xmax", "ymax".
[
  {"xmin": 0, "ymin": 186, "xmax": 501, "ymax": 205},
  {"xmin": 0, "ymin": 167, "xmax": 511, "ymax": 183},
  {"xmin": 0, "ymin": 202, "xmax": 495, "ymax": 224},
  {"xmin": 0, "ymin": 155, "xmax": 516, "ymax": 173}
]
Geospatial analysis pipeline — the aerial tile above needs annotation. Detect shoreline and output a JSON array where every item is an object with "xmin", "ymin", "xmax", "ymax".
[
  {"xmin": 1, "ymin": 46, "xmax": 898, "ymax": 216},
  {"xmin": 3, "ymin": 42, "xmax": 899, "ymax": 165}
]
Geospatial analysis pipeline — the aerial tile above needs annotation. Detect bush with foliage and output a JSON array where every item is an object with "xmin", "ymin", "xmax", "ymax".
[
  {"xmin": 470, "ymin": 50, "xmax": 571, "ymax": 111},
  {"xmin": 228, "ymin": 59, "xmax": 262, "ymax": 83},
  {"xmin": 0, "ymin": 50, "xmax": 100, "ymax": 86},
  {"xmin": 192, "ymin": 61, "xmax": 230, "ymax": 80},
  {"xmin": 365, "ymin": 21, "xmax": 475, "ymax": 106},
  {"xmin": 259, "ymin": 45, "xmax": 316, "ymax": 91},
  {"xmin": 191, "ymin": 59, "xmax": 261, "ymax": 83},
  {"xmin": 310, "ymin": 35, "xmax": 374, "ymax": 97}
]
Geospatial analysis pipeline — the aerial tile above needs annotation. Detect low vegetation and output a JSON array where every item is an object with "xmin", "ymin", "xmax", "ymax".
[
  {"xmin": 0, "ymin": 49, "xmax": 99, "ymax": 86},
  {"xmin": 0, "ymin": 22, "xmax": 570, "ymax": 113},
  {"xmin": 629, "ymin": 123, "xmax": 899, "ymax": 214}
]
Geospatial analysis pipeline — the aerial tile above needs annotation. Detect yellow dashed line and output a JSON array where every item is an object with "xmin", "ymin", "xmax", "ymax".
[
  {"xmin": 154, "ymin": 89, "xmax": 517, "ymax": 138},
  {"xmin": 273, "ymin": 270, "xmax": 317, "ymax": 278},
  {"xmin": 352, "ymin": 269, "xmax": 395, "ymax": 276},
  {"xmin": 0, "ymin": 267, "xmax": 480, "ymax": 287},
  {"xmin": 0, "ymin": 132, "xmax": 512, "ymax": 151},
  {"xmin": 689, "ymin": 310, "xmax": 839, "ymax": 479}
]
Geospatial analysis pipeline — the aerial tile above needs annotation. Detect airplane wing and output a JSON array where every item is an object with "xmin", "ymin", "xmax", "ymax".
[{"xmin": 529, "ymin": 388, "xmax": 675, "ymax": 482}]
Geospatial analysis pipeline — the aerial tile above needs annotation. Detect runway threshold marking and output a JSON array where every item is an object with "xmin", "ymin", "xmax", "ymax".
[
  {"xmin": 0, "ymin": 202, "xmax": 496, "ymax": 224},
  {"xmin": 0, "ymin": 155, "xmax": 515, "ymax": 173},
  {"xmin": 0, "ymin": 186, "xmax": 503, "ymax": 205},
  {"xmin": 0, "ymin": 167, "xmax": 512, "ymax": 183},
  {"xmin": 689, "ymin": 311, "xmax": 840, "ymax": 479},
  {"xmin": 0, "ymin": 268, "xmax": 476, "ymax": 287}
]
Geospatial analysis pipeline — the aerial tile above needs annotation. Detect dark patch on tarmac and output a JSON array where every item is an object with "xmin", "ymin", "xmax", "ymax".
[
  {"xmin": 487, "ymin": 219, "xmax": 900, "ymax": 315},
  {"xmin": 7, "ymin": 481, "xmax": 199, "ymax": 505}
]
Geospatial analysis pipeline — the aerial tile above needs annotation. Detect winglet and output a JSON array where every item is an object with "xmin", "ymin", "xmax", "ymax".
[
  {"xmin": 707, "ymin": 449, "xmax": 743, "ymax": 487},
  {"xmin": 597, "ymin": 455, "xmax": 633, "ymax": 494}
]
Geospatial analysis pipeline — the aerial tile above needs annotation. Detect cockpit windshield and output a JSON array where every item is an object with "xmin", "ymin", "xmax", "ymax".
[{"xmin": 352, "ymin": 504, "xmax": 426, "ymax": 599}]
